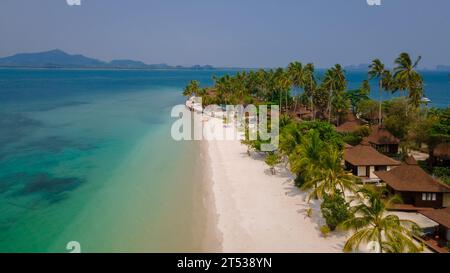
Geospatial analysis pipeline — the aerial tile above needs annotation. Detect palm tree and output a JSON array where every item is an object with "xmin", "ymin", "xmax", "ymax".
[
  {"xmin": 279, "ymin": 123, "xmax": 303, "ymax": 156},
  {"xmin": 331, "ymin": 91, "xmax": 350, "ymax": 126},
  {"xmin": 330, "ymin": 64, "xmax": 346, "ymax": 124},
  {"xmin": 346, "ymin": 80, "xmax": 370, "ymax": 113},
  {"xmin": 340, "ymin": 187, "xmax": 421, "ymax": 253},
  {"xmin": 394, "ymin": 53, "xmax": 424, "ymax": 109},
  {"xmin": 302, "ymin": 63, "xmax": 316, "ymax": 120},
  {"xmin": 301, "ymin": 144, "xmax": 356, "ymax": 200},
  {"xmin": 361, "ymin": 79, "xmax": 371, "ymax": 97},
  {"xmin": 183, "ymin": 80, "xmax": 201, "ymax": 97},
  {"xmin": 274, "ymin": 68, "xmax": 292, "ymax": 114},
  {"xmin": 288, "ymin": 61, "xmax": 304, "ymax": 113},
  {"xmin": 290, "ymin": 130, "xmax": 323, "ymax": 192},
  {"xmin": 323, "ymin": 65, "xmax": 345, "ymax": 123},
  {"xmin": 368, "ymin": 59, "xmax": 385, "ymax": 125},
  {"xmin": 381, "ymin": 69, "xmax": 397, "ymax": 94},
  {"xmin": 322, "ymin": 68, "xmax": 336, "ymax": 122}
]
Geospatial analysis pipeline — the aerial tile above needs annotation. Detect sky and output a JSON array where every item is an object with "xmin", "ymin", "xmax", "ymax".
[{"xmin": 0, "ymin": 0, "xmax": 449, "ymax": 68}]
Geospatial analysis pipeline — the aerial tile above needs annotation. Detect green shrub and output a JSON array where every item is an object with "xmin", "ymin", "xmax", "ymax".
[
  {"xmin": 320, "ymin": 190, "xmax": 351, "ymax": 231},
  {"xmin": 320, "ymin": 225, "xmax": 331, "ymax": 238},
  {"xmin": 433, "ymin": 167, "xmax": 450, "ymax": 186},
  {"xmin": 342, "ymin": 133, "xmax": 362, "ymax": 146},
  {"xmin": 265, "ymin": 153, "xmax": 280, "ymax": 175},
  {"xmin": 355, "ymin": 125, "xmax": 370, "ymax": 138},
  {"xmin": 433, "ymin": 167, "xmax": 450, "ymax": 177}
]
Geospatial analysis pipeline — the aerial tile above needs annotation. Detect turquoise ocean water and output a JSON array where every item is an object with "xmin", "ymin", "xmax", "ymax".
[
  {"xmin": 0, "ymin": 69, "xmax": 229, "ymax": 252},
  {"xmin": 0, "ymin": 69, "xmax": 448, "ymax": 252}
]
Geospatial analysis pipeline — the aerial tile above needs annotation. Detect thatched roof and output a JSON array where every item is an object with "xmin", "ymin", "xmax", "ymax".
[
  {"xmin": 344, "ymin": 144, "xmax": 401, "ymax": 166},
  {"xmin": 375, "ymin": 160, "xmax": 450, "ymax": 193},
  {"xmin": 434, "ymin": 142, "xmax": 450, "ymax": 159},
  {"xmin": 421, "ymin": 208, "xmax": 450, "ymax": 229},
  {"xmin": 336, "ymin": 121, "xmax": 363, "ymax": 133},
  {"xmin": 363, "ymin": 125, "xmax": 399, "ymax": 145}
]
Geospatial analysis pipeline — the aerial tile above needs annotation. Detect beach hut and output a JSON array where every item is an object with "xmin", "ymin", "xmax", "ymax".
[
  {"xmin": 375, "ymin": 156, "xmax": 450, "ymax": 210},
  {"xmin": 363, "ymin": 125, "xmax": 400, "ymax": 154},
  {"xmin": 344, "ymin": 144, "xmax": 400, "ymax": 183}
]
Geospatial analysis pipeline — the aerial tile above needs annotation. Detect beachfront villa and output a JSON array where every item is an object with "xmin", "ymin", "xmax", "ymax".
[
  {"xmin": 375, "ymin": 157, "xmax": 450, "ymax": 210},
  {"xmin": 363, "ymin": 125, "xmax": 400, "ymax": 154},
  {"xmin": 344, "ymin": 144, "xmax": 401, "ymax": 183}
]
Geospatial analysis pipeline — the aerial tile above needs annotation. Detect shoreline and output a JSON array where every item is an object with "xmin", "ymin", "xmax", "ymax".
[
  {"xmin": 200, "ymin": 114, "xmax": 348, "ymax": 252},
  {"xmin": 198, "ymin": 138, "xmax": 223, "ymax": 252}
]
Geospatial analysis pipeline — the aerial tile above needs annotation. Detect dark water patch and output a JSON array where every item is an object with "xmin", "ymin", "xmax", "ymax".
[
  {"xmin": 6, "ymin": 173, "xmax": 86, "ymax": 204},
  {"xmin": 16, "ymin": 136, "xmax": 97, "ymax": 154},
  {"xmin": 20, "ymin": 173, "xmax": 84, "ymax": 194},
  {"xmin": 0, "ymin": 113, "xmax": 44, "ymax": 146}
]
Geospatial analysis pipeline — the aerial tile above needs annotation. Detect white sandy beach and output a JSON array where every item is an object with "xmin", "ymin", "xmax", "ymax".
[{"xmin": 201, "ymin": 114, "xmax": 348, "ymax": 253}]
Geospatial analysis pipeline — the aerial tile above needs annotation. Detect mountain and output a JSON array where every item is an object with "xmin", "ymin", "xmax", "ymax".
[
  {"xmin": 0, "ymin": 49, "xmax": 218, "ymax": 70},
  {"xmin": 108, "ymin": 59, "xmax": 148, "ymax": 68},
  {"xmin": 0, "ymin": 49, "xmax": 107, "ymax": 68}
]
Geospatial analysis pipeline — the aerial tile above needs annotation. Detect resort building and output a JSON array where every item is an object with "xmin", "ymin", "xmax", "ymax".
[
  {"xmin": 420, "ymin": 207, "xmax": 450, "ymax": 249},
  {"xmin": 363, "ymin": 125, "xmax": 400, "ymax": 154},
  {"xmin": 344, "ymin": 144, "xmax": 401, "ymax": 183},
  {"xmin": 336, "ymin": 113, "xmax": 365, "ymax": 134},
  {"xmin": 375, "ymin": 157, "xmax": 450, "ymax": 210}
]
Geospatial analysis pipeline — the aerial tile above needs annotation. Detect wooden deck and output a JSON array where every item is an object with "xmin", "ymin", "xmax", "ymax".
[{"xmin": 421, "ymin": 236, "xmax": 449, "ymax": 253}]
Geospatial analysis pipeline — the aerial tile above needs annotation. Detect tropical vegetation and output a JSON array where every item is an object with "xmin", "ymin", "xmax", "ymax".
[
  {"xmin": 340, "ymin": 187, "xmax": 422, "ymax": 253},
  {"xmin": 182, "ymin": 52, "xmax": 449, "ymax": 253}
]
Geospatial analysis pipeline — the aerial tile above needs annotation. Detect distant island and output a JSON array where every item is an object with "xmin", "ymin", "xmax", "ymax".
[
  {"xmin": 0, "ymin": 50, "xmax": 448, "ymax": 72},
  {"xmin": 0, "ymin": 49, "xmax": 222, "ymax": 70}
]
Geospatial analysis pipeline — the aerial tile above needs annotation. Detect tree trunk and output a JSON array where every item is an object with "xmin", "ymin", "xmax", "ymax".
[
  {"xmin": 379, "ymin": 79, "xmax": 383, "ymax": 125},
  {"xmin": 328, "ymin": 89, "xmax": 333, "ymax": 123},
  {"xmin": 294, "ymin": 96, "xmax": 298, "ymax": 113},
  {"xmin": 378, "ymin": 231, "xmax": 383, "ymax": 253},
  {"xmin": 286, "ymin": 89, "xmax": 288, "ymax": 112}
]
